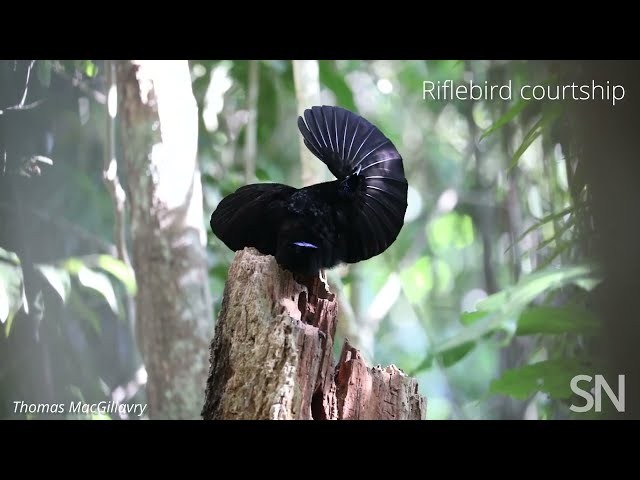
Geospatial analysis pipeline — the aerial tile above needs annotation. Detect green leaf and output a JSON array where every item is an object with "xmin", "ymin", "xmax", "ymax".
[
  {"xmin": 429, "ymin": 266, "xmax": 596, "ymax": 359},
  {"xmin": 63, "ymin": 258, "xmax": 85, "ymax": 275},
  {"xmin": 480, "ymin": 96, "xmax": 531, "ymax": 141},
  {"xmin": 516, "ymin": 306, "xmax": 600, "ymax": 336},
  {"xmin": 477, "ymin": 265, "xmax": 594, "ymax": 313},
  {"xmin": 460, "ymin": 310, "xmax": 488, "ymax": 326},
  {"xmin": 410, "ymin": 354, "xmax": 434, "ymax": 374},
  {"xmin": 35, "ymin": 264, "xmax": 71, "ymax": 303},
  {"xmin": 411, "ymin": 341, "xmax": 477, "ymax": 374},
  {"xmin": 440, "ymin": 341, "xmax": 476, "ymax": 367},
  {"xmin": 400, "ymin": 256, "xmax": 433, "ymax": 304},
  {"xmin": 96, "ymin": 255, "xmax": 137, "ymax": 296},
  {"xmin": 77, "ymin": 267, "xmax": 118, "ymax": 315},
  {"xmin": 489, "ymin": 358, "xmax": 586, "ymax": 400},
  {"xmin": 83, "ymin": 60, "xmax": 98, "ymax": 78}
]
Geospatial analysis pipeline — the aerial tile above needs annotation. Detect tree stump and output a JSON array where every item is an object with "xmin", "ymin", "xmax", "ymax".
[{"xmin": 201, "ymin": 248, "xmax": 426, "ymax": 420}]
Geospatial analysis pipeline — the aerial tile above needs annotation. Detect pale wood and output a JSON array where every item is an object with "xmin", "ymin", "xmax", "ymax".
[
  {"xmin": 118, "ymin": 61, "xmax": 213, "ymax": 419},
  {"xmin": 201, "ymin": 247, "xmax": 426, "ymax": 420},
  {"xmin": 335, "ymin": 339, "xmax": 425, "ymax": 420}
]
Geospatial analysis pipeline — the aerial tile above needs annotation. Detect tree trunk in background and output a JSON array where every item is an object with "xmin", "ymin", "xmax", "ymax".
[
  {"xmin": 561, "ymin": 60, "xmax": 640, "ymax": 418},
  {"xmin": 201, "ymin": 248, "xmax": 426, "ymax": 420},
  {"xmin": 117, "ymin": 60, "xmax": 213, "ymax": 419},
  {"xmin": 292, "ymin": 60, "xmax": 329, "ymax": 187}
]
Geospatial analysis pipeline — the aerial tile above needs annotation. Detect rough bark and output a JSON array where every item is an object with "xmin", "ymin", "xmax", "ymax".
[
  {"xmin": 117, "ymin": 60, "xmax": 213, "ymax": 419},
  {"xmin": 201, "ymin": 247, "xmax": 426, "ymax": 420}
]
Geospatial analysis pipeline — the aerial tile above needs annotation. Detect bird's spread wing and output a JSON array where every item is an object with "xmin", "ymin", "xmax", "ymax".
[
  {"xmin": 210, "ymin": 183, "xmax": 296, "ymax": 256},
  {"xmin": 298, "ymin": 105, "xmax": 408, "ymax": 263}
]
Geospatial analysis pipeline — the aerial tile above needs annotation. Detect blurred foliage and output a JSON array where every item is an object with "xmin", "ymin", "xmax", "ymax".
[
  {"xmin": 1, "ymin": 60, "xmax": 143, "ymax": 419},
  {"xmin": 0, "ymin": 59, "xmax": 606, "ymax": 419}
]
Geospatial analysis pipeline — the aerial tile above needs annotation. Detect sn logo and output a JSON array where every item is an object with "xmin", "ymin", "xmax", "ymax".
[{"xmin": 570, "ymin": 374, "xmax": 625, "ymax": 413}]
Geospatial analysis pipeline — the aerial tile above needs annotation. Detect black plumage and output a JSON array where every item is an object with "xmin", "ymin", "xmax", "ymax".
[{"xmin": 210, "ymin": 105, "xmax": 408, "ymax": 275}]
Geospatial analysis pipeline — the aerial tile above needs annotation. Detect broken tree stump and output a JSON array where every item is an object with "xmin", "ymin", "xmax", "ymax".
[{"xmin": 201, "ymin": 247, "xmax": 426, "ymax": 420}]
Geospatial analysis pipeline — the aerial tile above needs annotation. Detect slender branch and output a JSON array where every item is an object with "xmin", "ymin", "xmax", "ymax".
[
  {"xmin": 103, "ymin": 60, "xmax": 131, "ymax": 269},
  {"xmin": 243, "ymin": 60, "xmax": 259, "ymax": 183},
  {"xmin": 0, "ymin": 99, "xmax": 45, "ymax": 115},
  {"xmin": 19, "ymin": 60, "xmax": 35, "ymax": 106}
]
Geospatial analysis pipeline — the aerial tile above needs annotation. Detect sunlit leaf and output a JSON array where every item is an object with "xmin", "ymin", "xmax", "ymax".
[
  {"xmin": 427, "ymin": 212, "xmax": 474, "ymax": 252},
  {"xmin": 97, "ymin": 255, "xmax": 137, "ymax": 296},
  {"xmin": 35, "ymin": 264, "xmax": 71, "ymax": 303},
  {"xmin": 489, "ymin": 358, "xmax": 587, "ymax": 400},
  {"xmin": 461, "ymin": 311, "xmax": 488, "ymax": 326},
  {"xmin": 477, "ymin": 265, "xmax": 595, "ymax": 313},
  {"xmin": 400, "ymin": 256, "xmax": 433, "ymax": 304},
  {"xmin": 83, "ymin": 60, "xmax": 97, "ymax": 78},
  {"xmin": 430, "ymin": 266, "xmax": 596, "ymax": 359},
  {"xmin": 77, "ymin": 267, "xmax": 118, "ymax": 315},
  {"xmin": 63, "ymin": 258, "xmax": 85, "ymax": 275},
  {"xmin": 4, "ymin": 308, "xmax": 17, "ymax": 337},
  {"xmin": 516, "ymin": 306, "xmax": 600, "ymax": 336}
]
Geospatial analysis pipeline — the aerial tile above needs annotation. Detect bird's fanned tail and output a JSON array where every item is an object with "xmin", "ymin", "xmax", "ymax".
[{"xmin": 297, "ymin": 105, "xmax": 408, "ymax": 263}]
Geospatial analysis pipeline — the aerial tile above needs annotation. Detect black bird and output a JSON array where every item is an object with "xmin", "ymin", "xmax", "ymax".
[{"xmin": 210, "ymin": 105, "xmax": 408, "ymax": 275}]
